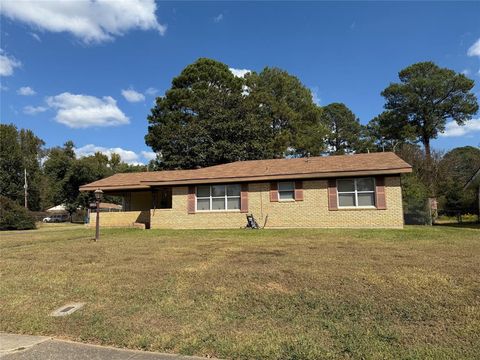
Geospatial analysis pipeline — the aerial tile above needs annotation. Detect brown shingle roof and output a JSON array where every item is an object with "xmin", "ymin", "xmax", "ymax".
[{"xmin": 80, "ymin": 152, "xmax": 412, "ymax": 191}]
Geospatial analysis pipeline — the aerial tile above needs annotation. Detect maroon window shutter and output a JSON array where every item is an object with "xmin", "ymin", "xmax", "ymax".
[
  {"xmin": 327, "ymin": 179, "xmax": 338, "ymax": 211},
  {"xmin": 270, "ymin": 182, "xmax": 279, "ymax": 202},
  {"xmin": 187, "ymin": 185, "xmax": 196, "ymax": 214},
  {"xmin": 294, "ymin": 181, "xmax": 304, "ymax": 201},
  {"xmin": 375, "ymin": 176, "xmax": 387, "ymax": 210},
  {"xmin": 240, "ymin": 183, "xmax": 249, "ymax": 213}
]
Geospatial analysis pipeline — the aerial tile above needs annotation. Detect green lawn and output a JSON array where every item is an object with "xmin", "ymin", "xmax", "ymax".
[{"xmin": 1, "ymin": 224, "xmax": 479, "ymax": 359}]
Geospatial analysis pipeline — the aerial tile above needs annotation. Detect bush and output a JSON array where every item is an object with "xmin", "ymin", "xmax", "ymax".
[
  {"xmin": 0, "ymin": 196, "xmax": 36, "ymax": 230},
  {"xmin": 402, "ymin": 173, "xmax": 430, "ymax": 225}
]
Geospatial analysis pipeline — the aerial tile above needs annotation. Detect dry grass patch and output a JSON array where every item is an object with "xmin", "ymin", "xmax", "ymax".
[{"xmin": 1, "ymin": 224, "xmax": 479, "ymax": 359}]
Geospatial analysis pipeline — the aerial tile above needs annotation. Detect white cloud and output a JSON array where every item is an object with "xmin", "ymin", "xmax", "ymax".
[
  {"xmin": 23, "ymin": 105, "xmax": 48, "ymax": 115},
  {"xmin": 17, "ymin": 86, "xmax": 36, "ymax": 96},
  {"xmin": 0, "ymin": 0, "xmax": 166, "ymax": 44},
  {"xmin": 0, "ymin": 49, "xmax": 21, "ymax": 76},
  {"xmin": 141, "ymin": 151, "xmax": 156, "ymax": 161},
  {"xmin": 229, "ymin": 68, "xmax": 251, "ymax": 78},
  {"xmin": 75, "ymin": 144, "xmax": 142, "ymax": 164},
  {"xmin": 440, "ymin": 118, "xmax": 480, "ymax": 137},
  {"xmin": 121, "ymin": 88, "xmax": 145, "ymax": 102},
  {"xmin": 145, "ymin": 87, "xmax": 158, "ymax": 96},
  {"xmin": 213, "ymin": 13, "xmax": 224, "ymax": 23},
  {"xmin": 310, "ymin": 87, "xmax": 321, "ymax": 105},
  {"xmin": 30, "ymin": 32, "xmax": 41, "ymax": 42},
  {"xmin": 467, "ymin": 38, "xmax": 480, "ymax": 57},
  {"xmin": 46, "ymin": 92, "xmax": 129, "ymax": 128},
  {"xmin": 462, "ymin": 69, "xmax": 470, "ymax": 76}
]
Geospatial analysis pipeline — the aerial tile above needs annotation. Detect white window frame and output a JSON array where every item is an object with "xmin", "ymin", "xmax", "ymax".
[
  {"xmin": 278, "ymin": 181, "xmax": 296, "ymax": 202},
  {"xmin": 337, "ymin": 177, "xmax": 376, "ymax": 208},
  {"xmin": 195, "ymin": 184, "xmax": 241, "ymax": 212}
]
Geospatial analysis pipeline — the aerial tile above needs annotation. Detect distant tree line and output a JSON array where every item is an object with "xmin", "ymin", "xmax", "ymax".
[
  {"xmin": 0, "ymin": 124, "xmax": 150, "ymax": 228},
  {"xmin": 146, "ymin": 59, "xmax": 477, "ymax": 170}
]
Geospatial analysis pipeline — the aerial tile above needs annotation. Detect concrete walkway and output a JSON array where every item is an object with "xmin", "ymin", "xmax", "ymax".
[{"xmin": 0, "ymin": 333, "xmax": 206, "ymax": 360}]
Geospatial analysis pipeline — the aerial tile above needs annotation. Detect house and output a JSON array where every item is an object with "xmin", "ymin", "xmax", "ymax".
[
  {"xmin": 464, "ymin": 167, "xmax": 480, "ymax": 220},
  {"xmin": 46, "ymin": 204, "xmax": 69, "ymax": 213},
  {"xmin": 79, "ymin": 152, "xmax": 412, "ymax": 229},
  {"xmin": 47, "ymin": 202, "xmax": 121, "ymax": 213}
]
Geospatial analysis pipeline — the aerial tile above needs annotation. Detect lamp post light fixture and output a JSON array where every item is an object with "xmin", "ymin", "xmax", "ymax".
[{"xmin": 94, "ymin": 189, "xmax": 103, "ymax": 241}]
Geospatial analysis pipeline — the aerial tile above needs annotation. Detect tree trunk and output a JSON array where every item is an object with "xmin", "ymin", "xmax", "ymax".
[
  {"xmin": 423, "ymin": 137, "xmax": 437, "ymax": 224},
  {"xmin": 423, "ymin": 138, "xmax": 433, "ymax": 195}
]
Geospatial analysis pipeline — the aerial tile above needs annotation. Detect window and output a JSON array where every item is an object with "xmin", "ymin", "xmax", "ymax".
[
  {"xmin": 196, "ymin": 184, "xmax": 241, "ymax": 211},
  {"xmin": 337, "ymin": 178, "xmax": 375, "ymax": 207},
  {"xmin": 278, "ymin": 181, "xmax": 295, "ymax": 201}
]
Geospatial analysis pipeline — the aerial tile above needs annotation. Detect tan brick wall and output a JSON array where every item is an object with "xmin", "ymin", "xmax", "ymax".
[
  {"xmin": 88, "ymin": 210, "xmax": 150, "ymax": 228},
  {"xmin": 150, "ymin": 176, "xmax": 404, "ymax": 229}
]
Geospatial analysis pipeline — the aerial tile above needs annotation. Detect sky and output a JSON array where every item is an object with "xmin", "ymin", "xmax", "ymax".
[{"xmin": 1, "ymin": 1, "xmax": 479, "ymax": 164}]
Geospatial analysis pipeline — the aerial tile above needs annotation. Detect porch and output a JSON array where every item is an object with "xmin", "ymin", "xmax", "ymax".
[{"xmin": 88, "ymin": 187, "xmax": 172, "ymax": 229}]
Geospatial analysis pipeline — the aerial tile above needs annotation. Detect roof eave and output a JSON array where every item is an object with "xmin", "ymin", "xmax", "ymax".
[
  {"xmin": 79, "ymin": 184, "xmax": 151, "ymax": 192},
  {"xmin": 140, "ymin": 167, "xmax": 412, "ymax": 186}
]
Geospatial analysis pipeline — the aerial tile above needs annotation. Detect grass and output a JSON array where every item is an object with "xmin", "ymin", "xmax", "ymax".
[
  {"xmin": 436, "ymin": 213, "xmax": 479, "ymax": 224},
  {"xmin": 1, "ymin": 224, "xmax": 479, "ymax": 359}
]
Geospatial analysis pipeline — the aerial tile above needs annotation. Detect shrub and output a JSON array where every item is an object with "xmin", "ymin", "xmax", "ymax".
[
  {"xmin": 0, "ymin": 196, "xmax": 36, "ymax": 230},
  {"xmin": 402, "ymin": 173, "xmax": 430, "ymax": 225}
]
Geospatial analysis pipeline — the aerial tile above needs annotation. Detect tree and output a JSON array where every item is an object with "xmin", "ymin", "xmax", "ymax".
[
  {"xmin": 146, "ymin": 58, "xmax": 268, "ymax": 169},
  {"xmin": 0, "ymin": 195, "xmax": 36, "ymax": 230},
  {"xmin": 395, "ymin": 143, "xmax": 439, "ymax": 224},
  {"xmin": 402, "ymin": 173, "xmax": 431, "ymax": 225},
  {"xmin": 320, "ymin": 103, "xmax": 367, "ymax": 154},
  {"xmin": 62, "ymin": 153, "xmax": 110, "ymax": 217},
  {"xmin": 245, "ymin": 67, "xmax": 325, "ymax": 157},
  {"xmin": 0, "ymin": 124, "xmax": 45, "ymax": 210},
  {"xmin": 43, "ymin": 141, "xmax": 77, "ymax": 207},
  {"xmin": 145, "ymin": 58, "xmax": 325, "ymax": 169},
  {"xmin": 365, "ymin": 112, "xmax": 416, "ymax": 152},
  {"xmin": 109, "ymin": 153, "xmax": 122, "ymax": 172},
  {"xmin": 380, "ymin": 62, "xmax": 478, "ymax": 178},
  {"xmin": 43, "ymin": 143, "xmax": 146, "ymax": 217},
  {"xmin": 437, "ymin": 146, "xmax": 480, "ymax": 212}
]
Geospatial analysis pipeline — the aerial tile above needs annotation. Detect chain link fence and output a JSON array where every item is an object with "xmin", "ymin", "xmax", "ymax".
[{"xmin": 404, "ymin": 201, "xmax": 479, "ymax": 225}]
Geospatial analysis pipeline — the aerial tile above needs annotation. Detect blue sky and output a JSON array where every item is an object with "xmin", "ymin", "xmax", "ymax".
[{"xmin": 1, "ymin": 1, "xmax": 479, "ymax": 164}]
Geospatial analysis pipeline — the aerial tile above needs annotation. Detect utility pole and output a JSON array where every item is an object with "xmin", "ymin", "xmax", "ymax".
[
  {"xmin": 24, "ymin": 169, "xmax": 28, "ymax": 209},
  {"xmin": 94, "ymin": 189, "xmax": 103, "ymax": 241}
]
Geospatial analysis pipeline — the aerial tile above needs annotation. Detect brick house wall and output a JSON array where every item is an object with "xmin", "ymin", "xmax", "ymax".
[
  {"xmin": 89, "ymin": 210, "xmax": 150, "ymax": 228},
  {"xmin": 149, "ymin": 176, "xmax": 404, "ymax": 229}
]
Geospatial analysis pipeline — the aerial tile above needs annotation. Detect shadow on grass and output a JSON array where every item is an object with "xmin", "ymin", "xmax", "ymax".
[{"xmin": 434, "ymin": 222, "xmax": 480, "ymax": 230}]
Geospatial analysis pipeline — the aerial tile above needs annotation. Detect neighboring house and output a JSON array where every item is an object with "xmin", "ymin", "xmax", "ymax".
[
  {"xmin": 464, "ymin": 167, "xmax": 480, "ymax": 219},
  {"xmin": 47, "ymin": 203, "xmax": 121, "ymax": 212},
  {"xmin": 46, "ymin": 204, "xmax": 69, "ymax": 213},
  {"xmin": 79, "ymin": 152, "xmax": 412, "ymax": 229}
]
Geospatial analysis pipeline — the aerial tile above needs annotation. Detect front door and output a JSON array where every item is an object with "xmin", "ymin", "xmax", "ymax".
[{"xmin": 154, "ymin": 187, "xmax": 172, "ymax": 209}]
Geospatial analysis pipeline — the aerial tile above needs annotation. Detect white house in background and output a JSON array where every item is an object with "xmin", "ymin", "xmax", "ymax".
[
  {"xmin": 46, "ymin": 204, "xmax": 69, "ymax": 212},
  {"xmin": 46, "ymin": 203, "xmax": 121, "ymax": 212}
]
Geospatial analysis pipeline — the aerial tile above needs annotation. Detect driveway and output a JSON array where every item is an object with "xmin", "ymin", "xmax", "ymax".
[{"xmin": 0, "ymin": 333, "xmax": 206, "ymax": 360}]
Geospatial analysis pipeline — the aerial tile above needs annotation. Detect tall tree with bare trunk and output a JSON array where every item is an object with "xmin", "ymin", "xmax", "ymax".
[{"xmin": 379, "ymin": 62, "xmax": 478, "ymax": 192}]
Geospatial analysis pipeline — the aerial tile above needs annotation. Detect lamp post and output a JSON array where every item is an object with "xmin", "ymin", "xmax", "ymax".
[{"xmin": 94, "ymin": 189, "xmax": 103, "ymax": 241}]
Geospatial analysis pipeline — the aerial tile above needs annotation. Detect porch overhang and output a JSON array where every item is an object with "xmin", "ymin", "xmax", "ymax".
[{"xmin": 79, "ymin": 184, "xmax": 151, "ymax": 192}]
